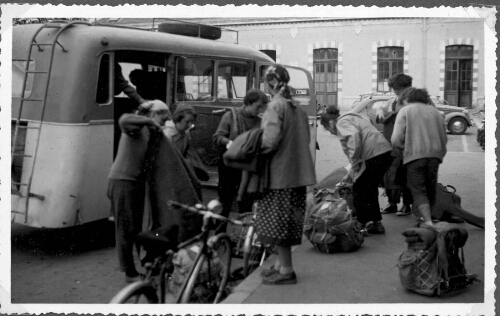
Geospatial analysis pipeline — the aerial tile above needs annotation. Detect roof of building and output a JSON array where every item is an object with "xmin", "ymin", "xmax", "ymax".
[{"xmin": 95, "ymin": 16, "xmax": 482, "ymax": 30}]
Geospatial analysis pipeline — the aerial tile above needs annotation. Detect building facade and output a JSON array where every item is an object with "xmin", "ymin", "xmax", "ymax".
[
  {"xmin": 99, "ymin": 17, "xmax": 485, "ymax": 110},
  {"xmin": 212, "ymin": 17, "xmax": 485, "ymax": 110}
]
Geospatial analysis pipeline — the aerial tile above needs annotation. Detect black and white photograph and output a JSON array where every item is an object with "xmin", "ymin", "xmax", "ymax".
[{"xmin": 0, "ymin": 3, "xmax": 496, "ymax": 315}]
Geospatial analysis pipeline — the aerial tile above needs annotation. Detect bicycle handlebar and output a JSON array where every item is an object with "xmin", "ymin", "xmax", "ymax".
[{"xmin": 167, "ymin": 200, "xmax": 248, "ymax": 227}]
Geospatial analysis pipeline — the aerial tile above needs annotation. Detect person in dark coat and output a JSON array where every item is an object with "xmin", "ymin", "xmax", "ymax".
[
  {"xmin": 164, "ymin": 104, "xmax": 209, "ymax": 181},
  {"xmin": 213, "ymin": 89, "xmax": 268, "ymax": 233},
  {"xmin": 376, "ymin": 73, "xmax": 413, "ymax": 216}
]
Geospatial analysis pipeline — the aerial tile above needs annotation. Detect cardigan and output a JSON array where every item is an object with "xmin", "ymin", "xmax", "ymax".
[{"xmin": 391, "ymin": 102, "xmax": 447, "ymax": 165}]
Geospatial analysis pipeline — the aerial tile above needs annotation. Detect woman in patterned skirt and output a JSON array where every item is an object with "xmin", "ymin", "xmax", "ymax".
[{"xmin": 255, "ymin": 65, "xmax": 316, "ymax": 285}]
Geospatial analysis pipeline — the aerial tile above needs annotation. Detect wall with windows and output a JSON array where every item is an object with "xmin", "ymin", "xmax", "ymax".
[{"xmin": 224, "ymin": 18, "xmax": 484, "ymax": 110}]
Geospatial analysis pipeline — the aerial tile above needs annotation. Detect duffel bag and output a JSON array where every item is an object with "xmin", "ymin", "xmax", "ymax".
[
  {"xmin": 304, "ymin": 197, "xmax": 364, "ymax": 253},
  {"xmin": 432, "ymin": 183, "xmax": 485, "ymax": 229}
]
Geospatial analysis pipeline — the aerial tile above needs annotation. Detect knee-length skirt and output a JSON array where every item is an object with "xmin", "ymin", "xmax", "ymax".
[{"xmin": 254, "ymin": 187, "xmax": 306, "ymax": 247}]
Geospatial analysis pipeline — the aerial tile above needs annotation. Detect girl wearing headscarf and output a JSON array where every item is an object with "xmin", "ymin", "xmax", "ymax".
[{"xmin": 255, "ymin": 65, "xmax": 316, "ymax": 285}]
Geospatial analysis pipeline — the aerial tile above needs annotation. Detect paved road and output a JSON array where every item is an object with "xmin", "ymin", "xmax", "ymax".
[
  {"xmin": 224, "ymin": 124, "xmax": 487, "ymax": 309},
  {"xmin": 10, "ymin": 124, "xmax": 485, "ymax": 306}
]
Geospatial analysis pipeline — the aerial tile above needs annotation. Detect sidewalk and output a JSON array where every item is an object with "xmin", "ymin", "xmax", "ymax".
[{"xmin": 222, "ymin": 152, "xmax": 486, "ymax": 305}]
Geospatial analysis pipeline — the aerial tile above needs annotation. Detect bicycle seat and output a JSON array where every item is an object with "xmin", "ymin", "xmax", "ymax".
[{"xmin": 138, "ymin": 226, "xmax": 179, "ymax": 264}]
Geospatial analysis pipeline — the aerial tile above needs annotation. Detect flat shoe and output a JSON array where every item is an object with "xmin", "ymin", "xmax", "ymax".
[
  {"xmin": 380, "ymin": 203, "xmax": 397, "ymax": 214},
  {"xmin": 366, "ymin": 222, "xmax": 385, "ymax": 234},
  {"xmin": 396, "ymin": 205, "xmax": 412, "ymax": 216},
  {"xmin": 263, "ymin": 272, "xmax": 297, "ymax": 285},
  {"xmin": 260, "ymin": 265, "xmax": 278, "ymax": 277}
]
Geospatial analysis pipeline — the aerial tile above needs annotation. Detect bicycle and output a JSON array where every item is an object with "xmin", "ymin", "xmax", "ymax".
[
  {"xmin": 109, "ymin": 199, "xmax": 247, "ymax": 304},
  {"xmin": 227, "ymin": 203, "xmax": 275, "ymax": 278}
]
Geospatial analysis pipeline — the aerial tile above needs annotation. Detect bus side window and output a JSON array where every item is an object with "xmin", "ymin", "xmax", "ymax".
[
  {"xmin": 217, "ymin": 61, "xmax": 249, "ymax": 102},
  {"xmin": 96, "ymin": 54, "xmax": 110, "ymax": 104},
  {"xmin": 176, "ymin": 57, "xmax": 214, "ymax": 101}
]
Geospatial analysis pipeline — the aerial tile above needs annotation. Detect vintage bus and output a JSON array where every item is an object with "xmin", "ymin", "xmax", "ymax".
[{"xmin": 11, "ymin": 20, "xmax": 317, "ymax": 228}]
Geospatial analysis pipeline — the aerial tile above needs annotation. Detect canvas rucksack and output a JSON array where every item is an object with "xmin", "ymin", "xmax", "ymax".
[
  {"xmin": 304, "ymin": 189, "xmax": 364, "ymax": 253},
  {"xmin": 397, "ymin": 222, "xmax": 478, "ymax": 296}
]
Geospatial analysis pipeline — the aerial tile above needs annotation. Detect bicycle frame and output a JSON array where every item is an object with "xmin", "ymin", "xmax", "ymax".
[{"xmin": 169, "ymin": 201, "xmax": 235, "ymax": 303}]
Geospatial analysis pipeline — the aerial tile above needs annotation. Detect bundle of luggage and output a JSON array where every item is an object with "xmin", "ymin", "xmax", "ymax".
[
  {"xmin": 304, "ymin": 188, "xmax": 363, "ymax": 253},
  {"xmin": 165, "ymin": 242, "xmax": 224, "ymax": 303},
  {"xmin": 397, "ymin": 221, "xmax": 478, "ymax": 296}
]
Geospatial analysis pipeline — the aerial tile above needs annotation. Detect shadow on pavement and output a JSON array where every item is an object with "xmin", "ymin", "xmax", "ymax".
[{"xmin": 11, "ymin": 219, "xmax": 116, "ymax": 255}]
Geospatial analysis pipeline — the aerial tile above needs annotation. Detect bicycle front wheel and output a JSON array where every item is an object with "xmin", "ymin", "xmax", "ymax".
[
  {"xmin": 180, "ymin": 236, "xmax": 232, "ymax": 304},
  {"xmin": 109, "ymin": 281, "xmax": 159, "ymax": 304}
]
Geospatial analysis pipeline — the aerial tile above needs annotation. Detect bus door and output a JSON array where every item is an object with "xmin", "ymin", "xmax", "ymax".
[
  {"xmin": 106, "ymin": 50, "xmax": 169, "ymax": 157},
  {"xmin": 172, "ymin": 56, "xmax": 252, "ymax": 186},
  {"xmin": 256, "ymin": 63, "xmax": 318, "ymax": 164}
]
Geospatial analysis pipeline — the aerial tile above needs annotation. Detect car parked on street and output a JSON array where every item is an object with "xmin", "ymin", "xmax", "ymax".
[{"xmin": 350, "ymin": 92, "xmax": 473, "ymax": 135}]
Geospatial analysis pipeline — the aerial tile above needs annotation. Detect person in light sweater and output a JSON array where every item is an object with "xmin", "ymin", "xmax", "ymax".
[{"xmin": 391, "ymin": 88, "xmax": 448, "ymax": 227}]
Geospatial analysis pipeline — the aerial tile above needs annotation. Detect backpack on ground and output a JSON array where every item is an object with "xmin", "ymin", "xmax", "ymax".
[
  {"xmin": 432, "ymin": 183, "xmax": 485, "ymax": 229},
  {"xmin": 397, "ymin": 222, "xmax": 478, "ymax": 296},
  {"xmin": 304, "ymin": 188, "xmax": 364, "ymax": 253}
]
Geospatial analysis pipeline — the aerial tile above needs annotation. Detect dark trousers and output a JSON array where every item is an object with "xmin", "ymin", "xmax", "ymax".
[
  {"xmin": 107, "ymin": 179, "xmax": 145, "ymax": 276},
  {"xmin": 384, "ymin": 155, "xmax": 413, "ymax": 205},
  {"xmin": 353, "ymin": 152, "xmax": 392, "ymax": 224},
  {"xmin": 406, "ymin": 158, "xmax": 440, "ymax": 208},
  {"xmin": 217, "ymin": 162, "xmax": 254, "ymax": 233}
]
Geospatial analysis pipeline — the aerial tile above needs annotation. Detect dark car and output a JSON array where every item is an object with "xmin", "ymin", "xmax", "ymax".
[{"xmin": 350, "ymin": 93, "xmax": 473, "ymax": 135}]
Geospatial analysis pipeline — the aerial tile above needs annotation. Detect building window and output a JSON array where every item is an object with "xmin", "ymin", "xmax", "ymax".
[
  {"xmin": 445, "ymin": 45, "xmax": 473, "ymax": 107},
  {"xmin": 377, "ymin": 46, "xmax": 404, "ymax": 92},
  {"xmin": 260, "ymin": 50, "xmax": 277, "ymax": 62},
  {"xmin": 313, "ymin": 48, "xmax": 338, "ymax": 106}
]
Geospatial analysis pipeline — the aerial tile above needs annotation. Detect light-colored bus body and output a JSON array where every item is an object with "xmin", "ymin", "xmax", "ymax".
[{"xmin": 11, "ymin": 22, "xmax": 317, "ymax": 228}]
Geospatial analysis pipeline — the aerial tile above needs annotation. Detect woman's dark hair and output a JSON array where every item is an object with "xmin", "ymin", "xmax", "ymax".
[
  {"xmin": 388, "ymin": 73, "xmax": 413, "ymax": 91},
  {"xmin": 173, "ymin": 108, "xmax": 197, "ymax": 123},
  {"xmin": 399, "ymin": 87, "xmax": 431, "ymax": 105},
  {"xmin": 243, "ymin": 89, "xmax": 268, "ymax": 106},
  {"xmin": 320, "ymin": 105, "xmax": 340, "ymax": 128}
]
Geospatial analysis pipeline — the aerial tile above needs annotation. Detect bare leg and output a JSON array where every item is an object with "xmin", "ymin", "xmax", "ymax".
[
  {"xmin": 418, "ymin": 203, "xmax": 433, "ymax": 226},
  {"xmin": 273, "ymin": 259, "xmax": 281, "ymax": 270},
  {"xmin": 277, "ymin": 245, "xmax": 294, "ymax": 274}
]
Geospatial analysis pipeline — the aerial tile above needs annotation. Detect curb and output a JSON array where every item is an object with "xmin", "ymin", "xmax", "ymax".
[
  {"xmin": 221, "ymin": 254, "xmax": 276, "ymax": 304},
  {"xmin": 221, "ymin": 245, "xmax": 300, "ymax": 304}
]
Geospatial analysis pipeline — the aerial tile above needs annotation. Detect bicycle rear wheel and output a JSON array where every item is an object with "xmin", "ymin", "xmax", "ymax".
[
  {"xmin": 242, "ymin": 225, "xmax": 265, "ymax": 277},
  {"xmin": 109, "ymin": 281, "xmax": 158, "ymax": 304},
  {"xmin": 180, "ymin": 235, "xmax": 232, "ymax": 304}
]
